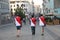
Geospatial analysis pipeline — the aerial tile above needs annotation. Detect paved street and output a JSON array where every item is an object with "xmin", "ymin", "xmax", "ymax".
[{"xmin": 0, "ymin": 22, "xmax": 60, "ymax": 40}]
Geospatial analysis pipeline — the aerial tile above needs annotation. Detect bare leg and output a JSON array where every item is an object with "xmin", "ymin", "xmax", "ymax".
[
  {"xmin": 17, "ymin": 30, "xmax": 21, "ymax": 37},
  {"xmin": 41, "ymin": 27, "xmax": 44, "ymax": 36}
]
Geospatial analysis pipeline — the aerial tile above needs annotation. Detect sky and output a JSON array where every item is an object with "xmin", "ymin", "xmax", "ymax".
[{"xmin": 33, "ymin": 0, "xmax": 43, "ymax": 8}]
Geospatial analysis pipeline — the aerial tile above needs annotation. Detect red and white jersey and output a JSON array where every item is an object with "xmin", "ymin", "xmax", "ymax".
[
  {"xmin": 15, "ymin": 16, "xmax": 22, "ymax": 26},
  {"xmin": 30, "ymin": 17, "xmax": 36, "ymax": 26},
  {"xmin": 39, "ymin": 16, "xmax": 45, "ymax": 26}
]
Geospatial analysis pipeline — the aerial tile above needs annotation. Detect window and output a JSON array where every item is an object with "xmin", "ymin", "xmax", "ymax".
[
  {"xmin": 11, "ymin": 8, "xmax": 13, "ymax": 11},
  {"xmin": 1, "ymin": 3, "xmax": 5, "ymax": 8},
  {"xmin": 54, "ymin": 10, "xmax": 58, "ymax": 13},
  {"xmin": 14, "ymin": 9, "xmax": 15, "ymax": 11},
  {"xmin": 14, "ymin": 5, "xmax": 15, "ymax": 7},
  {"xmin": 24, "ymin": 8, "xmax": 27, "ymax": 12},
  {"xmin": 1, "ymin": 3, "xmax": 9, "ymax": 9},
  {"xmin": 11, "ymin": 5, "xmax": 12, "ymax": 7},
  {"xmin": 48, "ymin": 9, "xmax": 50, "ymax": 13},
  {"xmin": 0, "ymin": 4, "xmax": 1, "ymax": 8},
  {"xmin": 16, "ymin": 1, "xmax": 20, "ymax": 3},
  {"xmin": 10, "ymin": 1, "xmax": 15, "ymax": 4},
  {"xmin": 54, "ymin": 0, "xmax": 60, "ymax": 8},
  {"xmin": 21, "ymin": 4, "xmax": 25, "ymax": 7},
  {"xmin": 48, "ymin": 0, "xmax": 50, "ymax": 2},
  {"xmin": 0, "ymin": 0, "xmax": 8, "ymax": 3},
  {"xmin": 17, "ymin": 4, "xmax": 19, "ymax": 7},
  {"xmin": 0, "ymin": 0, "xmax": 2, "ymax": 1}
]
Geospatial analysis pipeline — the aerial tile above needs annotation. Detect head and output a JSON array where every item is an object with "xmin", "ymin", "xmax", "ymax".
[
  {"xmin": 39, "ymin": 14, "xmax": 43, "ymax": 17},
  {"xmin": 15, "ymin": 13, "xmax": 19, "ymax": 16},
  {"xmin": 31, "ymin": 15, "xmax": 34, "ymax": 18}
]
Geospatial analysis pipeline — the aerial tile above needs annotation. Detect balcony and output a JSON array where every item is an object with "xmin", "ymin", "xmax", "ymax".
[{"xmin": 10, "ymin": 1, "xmax": 15, "ymax": 4}]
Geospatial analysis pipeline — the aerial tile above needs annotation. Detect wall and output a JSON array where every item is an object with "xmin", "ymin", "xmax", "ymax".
[
  {"xmin": 0, "ymin": 0, "xmax": 10, "ymax": 25},
  {"xmin": 54, "ymin": 0, "xmax": 60, "ymax": 14}
]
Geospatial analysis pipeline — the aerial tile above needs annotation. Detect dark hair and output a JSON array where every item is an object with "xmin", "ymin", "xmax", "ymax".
[
  {"xmin": 17, "ymin": 14, "xmax": 19, "ymax": 16},
  {"xmin": 31, "ymin": 15, "xmax": 34, "ymax": 17},
  {"xmin": 15, "ymin": 13, "xmax": 19, "ymax": 16},
  {"xmin": 39, "ymin": 14, "xmax": 43, "ymax": 17}
]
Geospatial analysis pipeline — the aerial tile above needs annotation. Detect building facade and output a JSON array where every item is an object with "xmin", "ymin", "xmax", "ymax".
[
  {"xmin": 10, "ymin": 0, "xmax": 33, "ymax": 16},
  {"xmin": 0, "ymin": 0, "xmax": 10, "ymax": 25},
  {"xmin": 54, "ymin": 0, "xmax": 60, "ymax": 14},
  {"xmin": 43, "ymin": 0, "xmax": 60, "ymax": 15},
  {"xmin": 43, "ymin": 0, "xmax": 54, "ymax": 14},
  {"xmin": 34, "ymin": 5, "xmax": 40, "ymax": 14}
]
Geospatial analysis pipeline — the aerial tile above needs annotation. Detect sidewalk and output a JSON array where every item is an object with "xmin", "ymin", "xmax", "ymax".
[
  {"xmin": 46, "ymin": 25, "xmax": 60, "ymax": 37},
  {"xmin": 0, "ymin": 22, "xmax": 55, "ymax": 40},
  {"xmin": 0, "ymin": 23, "xmax": 14, "ymax": 28}
]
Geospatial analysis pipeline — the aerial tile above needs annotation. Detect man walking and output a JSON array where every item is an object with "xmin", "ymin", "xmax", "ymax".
[
  {"xmin": 23, "ymin": 18, "xmax": 26, "ymax": 25},
  {"xmin": 30, "ymin": 15, "xmax": 36, "ymax": 35},
  {"xmin": 39, "ymin": 14, "xmax": 46, "ymax": 36},
  {"xmin": 15, "ymin": 14, "xmax": 22, "ymax": 37}
]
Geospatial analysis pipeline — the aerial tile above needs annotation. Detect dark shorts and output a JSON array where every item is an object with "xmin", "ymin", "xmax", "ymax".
[
  {"xmin": 31, "ymin": 27, "xmax": 35, "ymax": 34},
  {"xmin": 16, "ymin": 26, "xmax": 21, "ymax": 30},
  {"xmin": 31, "ymin": 26, "xmax": 35, "ymax": 30}
]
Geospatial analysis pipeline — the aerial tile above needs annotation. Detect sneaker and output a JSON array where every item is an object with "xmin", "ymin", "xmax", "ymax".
[
  {"xmin": 17, "ymin": 35, "xmax": 20, "ymax": 37},
  {"xmin": 41, "ymin": 34, "xmax": 44, "ymax": 36},
  {"xmin": 32, "ymin": 33, "xmax": 35, "ymax": 35}
]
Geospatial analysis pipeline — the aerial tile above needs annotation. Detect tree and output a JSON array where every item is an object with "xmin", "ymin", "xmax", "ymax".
[{"xmin": 15, "ymin": 7, "xmax": 26, "ymax": 19}]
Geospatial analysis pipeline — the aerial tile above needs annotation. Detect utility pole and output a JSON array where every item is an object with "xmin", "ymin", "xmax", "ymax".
[{"xmin": 32, "ymin": 0, "xmax": 34, "ymax": 14}]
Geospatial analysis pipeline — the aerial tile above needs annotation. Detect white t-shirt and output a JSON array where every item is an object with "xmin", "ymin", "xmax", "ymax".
[
  {"xmin": 39, "ymin": 18, "xmax": 44, "ymax": 26},
  {"xmin": 15, "ymin": 18, "xmax": 21, "ymax": 26},
  {"xmin": 30, "ymin": 19, "xmax": 35, "ymax": 26}
]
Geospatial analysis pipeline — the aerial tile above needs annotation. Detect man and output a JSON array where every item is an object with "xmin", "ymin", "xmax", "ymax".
[
  {"xmin": 30, "ymin": 15, "xmax": 36, "ymax": 35},
  {"xmin": 15, "ymin": 14, "xmax": 22, "ymax": 37},
  {"xmin": 39, "ymin": 14, "xmax": 46, "ymax": 36},
  {"xmin": 23, "ymin": 18, "xmax": 26, "ymax": 25}
]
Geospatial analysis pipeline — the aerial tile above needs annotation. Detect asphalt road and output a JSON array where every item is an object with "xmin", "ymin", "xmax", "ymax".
[{"xmin": 0, "ymin": 22, "xmax": 60, "ymax": 40}]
